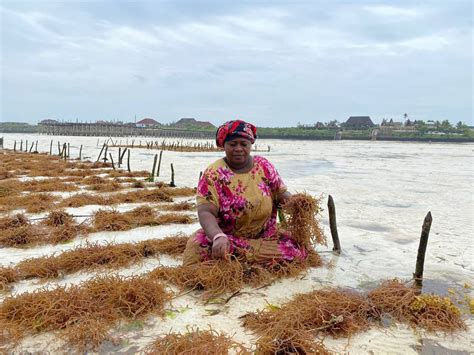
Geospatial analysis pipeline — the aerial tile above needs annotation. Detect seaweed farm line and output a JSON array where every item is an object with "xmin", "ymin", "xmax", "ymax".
[
  {"xmin": 108, "ymin": 138, "xmax": 271, "ymax": 152},
  {"xmin": 0, "ymin": 133, "xmax": 473, "ymax": 353}
]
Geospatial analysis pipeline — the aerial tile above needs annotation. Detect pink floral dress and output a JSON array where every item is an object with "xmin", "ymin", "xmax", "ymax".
[{"xmin": 182, "ymin": 156, "xmax": 307, "ymax": 266}]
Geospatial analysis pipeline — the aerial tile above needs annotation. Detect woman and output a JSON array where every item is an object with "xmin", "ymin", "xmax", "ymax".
[{"xmin": 183, "ymin": 120, "xmax": 307, "ymax": 266}]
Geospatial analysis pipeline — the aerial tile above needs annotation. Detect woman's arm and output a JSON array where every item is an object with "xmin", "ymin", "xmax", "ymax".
[{"xmin": 197, "ymin": 203, "xmax": 230, "ymax": 259}]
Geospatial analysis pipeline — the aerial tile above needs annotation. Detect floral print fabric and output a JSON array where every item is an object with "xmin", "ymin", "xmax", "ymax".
[
  {"xmin": 197, "ymin": 155, "xmax": 285, "ymax": 239},
  {"xmin": 183, "ymin": 155, "xmax": 307, "ymax": 265}
]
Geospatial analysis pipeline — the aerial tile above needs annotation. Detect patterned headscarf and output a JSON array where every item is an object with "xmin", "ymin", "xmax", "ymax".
[{"xmin": 215, "ymin": 120, "xmax": 257, "ymax": 148}]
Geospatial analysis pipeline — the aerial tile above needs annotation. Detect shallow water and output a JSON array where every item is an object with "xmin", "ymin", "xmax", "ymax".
[{"xmin": 1, "ymin": 133, "xmax": 473, "ymax": 353}]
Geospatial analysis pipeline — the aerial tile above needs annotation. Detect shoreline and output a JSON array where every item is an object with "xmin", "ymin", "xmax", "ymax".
[{"xmin": 1, "ymin": 131, "xmax": 473, "ymax": 143}]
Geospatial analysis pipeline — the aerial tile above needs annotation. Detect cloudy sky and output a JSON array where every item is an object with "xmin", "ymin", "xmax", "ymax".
[{"xmin": 1, "ymin": 0, "xmax": 472, "ymax": 126}]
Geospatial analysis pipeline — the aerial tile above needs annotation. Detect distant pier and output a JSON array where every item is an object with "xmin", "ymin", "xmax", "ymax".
[{"xmin": 38, "ymin": 122, "xmax": 214, "ymax": 139}]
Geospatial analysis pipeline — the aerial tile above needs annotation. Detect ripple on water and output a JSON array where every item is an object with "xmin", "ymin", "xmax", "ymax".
[
  {"xmin": 412, "ymin": 339, "xmax": 471, "ymax": 355},
  {"xmin": 346, "ymin": 222, "xmax": 394, "ymax": 233}
]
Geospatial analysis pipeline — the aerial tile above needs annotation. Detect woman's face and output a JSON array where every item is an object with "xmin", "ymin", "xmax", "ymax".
[{"xmin": 224, "ymin": 138, "xmax": 252, "ymax": 167}]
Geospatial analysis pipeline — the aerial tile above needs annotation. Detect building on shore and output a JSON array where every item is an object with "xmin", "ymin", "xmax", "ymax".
[
  {"xmin": 344, "ymin": 116, "xmax": 375, "ymax": 129},
  {"xmin": 136, "ymin": 118, "xmax": 161, "ymax": 127}
]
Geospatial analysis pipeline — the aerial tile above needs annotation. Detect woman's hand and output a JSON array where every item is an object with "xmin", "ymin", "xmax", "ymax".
[
  {"xmin": 277, "ymin": 191, "xmax": 292, "ymax": 207},
  {"xmin": 197, "ymin": 203, "xmax": 231, "ymax": 259},
  {"xmin": 212, "ymin": 234, "xmax": 230, "ymax": 259}
]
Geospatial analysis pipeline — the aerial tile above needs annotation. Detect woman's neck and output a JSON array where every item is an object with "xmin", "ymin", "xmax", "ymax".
[{"xmin": 224, "ymin": 156, "xmax": 253, "ymax": 173}]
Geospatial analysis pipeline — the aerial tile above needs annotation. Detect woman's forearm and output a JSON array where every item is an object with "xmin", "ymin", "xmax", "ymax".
[{"xmin": 198, "ymin": 209, "xmax": 223, "ymax": 239}]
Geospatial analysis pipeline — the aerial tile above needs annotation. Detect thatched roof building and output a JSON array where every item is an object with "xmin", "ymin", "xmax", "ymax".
[
  {"xmin": 345, "ymin": 116, "xmax": 374, "ymax": 129},
  {"xmin": 136, "ymin": 118, "xmax": 161, "ymax": 127}
]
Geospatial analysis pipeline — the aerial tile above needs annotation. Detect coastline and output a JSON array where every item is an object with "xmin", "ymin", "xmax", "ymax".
[{"xmin": 1, "ymin": 130, "xmax": 473, "ymax": 143}]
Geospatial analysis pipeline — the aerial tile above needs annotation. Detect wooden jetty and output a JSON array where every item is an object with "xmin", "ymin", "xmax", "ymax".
[{"xmin": 38, "ymin": 122, "xmax": 214, "ymax": 139}]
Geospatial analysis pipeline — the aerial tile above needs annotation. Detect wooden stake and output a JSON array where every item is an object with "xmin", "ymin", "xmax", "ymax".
[
  {"xmin": 25, "ymin": 140, "xmax": 28, "ymax": 152},
  {"xmin": 120, "ymin": 148, "xmax": 127, "ymax": 165},
  {"xmin": 96, "ymin": 143, "xmax": 106, "ymax": 162},
  {"xmin": 328, "ymin": 195, "xmax": 341, "ymax": 254},
  {"xmin": 14, "ymin": 140, "xmax": 16, "ymax": 152},
  {"xmin": 49, "ymin": 140, "xmax": 53, "ymax": 155},
  {"xmin": 109, "ymin": 153, "xmax": 115, "ymax": 170},
  {"xmin": 150, "ymin": 154, "xmax": 158, "ymax": 181},
  {"xmin": 157, "ymin": 150, "xmax": 163, "ymax": 177},
  {"xmin": 103, "ymin": 145, "xmax": 108, "ymax": 163},
  {"xmin": 414, "ymin": 212, "xmax": 433, "ymax": 286},
  {"xmin": 79, "ymin": 145, "xmax": 83, "ymax": 160},
  {"xmin": 118, "ymin": 147, "xmax": 122, "ymax": 168},
  {"xmin": 170, "ymin": 163, "xmax": 176, "ymax": 187},
  {"xmin": 127, "ymin": 149, "xmax": 131, "ymax": 172},
  {"xmin": 20, "ymin": 140, "xmax": 23, "ymax": 151}
]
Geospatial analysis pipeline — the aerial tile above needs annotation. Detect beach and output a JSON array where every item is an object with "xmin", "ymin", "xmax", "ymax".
[{"xmin": 1, "ymin": 133, "xmax": 473, "ymax": 353}]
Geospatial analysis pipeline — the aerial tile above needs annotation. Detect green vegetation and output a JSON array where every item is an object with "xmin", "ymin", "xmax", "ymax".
[{"xmin": 0, "ymin": 122, "xmax": 38, "ymax": 133}]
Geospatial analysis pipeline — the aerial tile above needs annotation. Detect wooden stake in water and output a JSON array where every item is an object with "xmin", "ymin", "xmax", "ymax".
[
  {"xmin": 328, "ymin": 195, "xmax": 341, "ymax": 254},
  {"xmin": 127, "ymin": 149, "xmax": 131, "ymax": 172},
  {"xmin": 414, "ymin": 212, "xmax": 433, "ymax": 286},
  {"xmin": 14, "ymin": 141, "xmax": 17, "ymax": 152},
  {"xmin": 103, "ymin": 145, "xmax": 108, "ymax": 163},
  {"xmin": 20, "ymin": 140, "xmax": 23, "ymax": 151},
  {"xmin": 157, "ymin": 150, "xmax": 163, "ymax": 177},
  {"xmin": 109, "ymin": 153, "xmax": 115, "ymax": 170},
  {"xmin": 49, "ymin": 140, "xmax": 53, "ymax": 155},
  {"xmin": 120, "ymin": 148, "xmax": 127, "ymax": 165},
  {"xmin": 79, "ymin": 145, "xmax": 83, "ymax": 160},
  {"xmin": 170, "ymin": 163, "xmax": 176, "ymax": 187},
  {"xmin": 149, "ymin": 154, "xmax": 158, "ymax": 181},
  {"xmin": 96, "ymin": 143, "xmax": 106, "ymax": 162},
  {"xmin": 118, "ymin": 147, "xmax": 122, "ymax": 168},
  {"xmin": 34, "ymin": 140, "xmax": 38, "ymax": 153}
]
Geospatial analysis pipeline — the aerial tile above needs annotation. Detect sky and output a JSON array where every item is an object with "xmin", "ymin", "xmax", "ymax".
[{"xmin": 0, "ymin": 0, "xmax": 472, "ymax": 127}]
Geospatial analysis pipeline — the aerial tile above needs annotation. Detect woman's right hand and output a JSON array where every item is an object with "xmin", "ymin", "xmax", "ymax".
[
  {"xmin": 197, "ymin": 204, "xmax": 230, "ymax": 259},
  {"xmin": 212, "ymin": 235, "xmax": 230, "ymax": 259}
]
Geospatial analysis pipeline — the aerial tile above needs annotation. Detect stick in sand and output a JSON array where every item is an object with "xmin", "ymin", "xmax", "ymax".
[
  {"xmin": 414, "ymin": 211, "xmax": 432, "ymax": 287},
  {"xmin": 157, "ymin": 150, "xmax": 163, "ymax": 177},
  {"xmin": 328, "ymin": 195, "xmax": 341, "ymax": 254}
]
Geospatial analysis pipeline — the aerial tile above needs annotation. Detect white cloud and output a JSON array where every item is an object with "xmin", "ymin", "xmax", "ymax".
[
  {"xmin": 362, "ymin": 5, "xmax": 422, "ymax": 19},
  {"xmin": 1, "ymin": 2, "xmax": 472, "ymax": 124}
]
